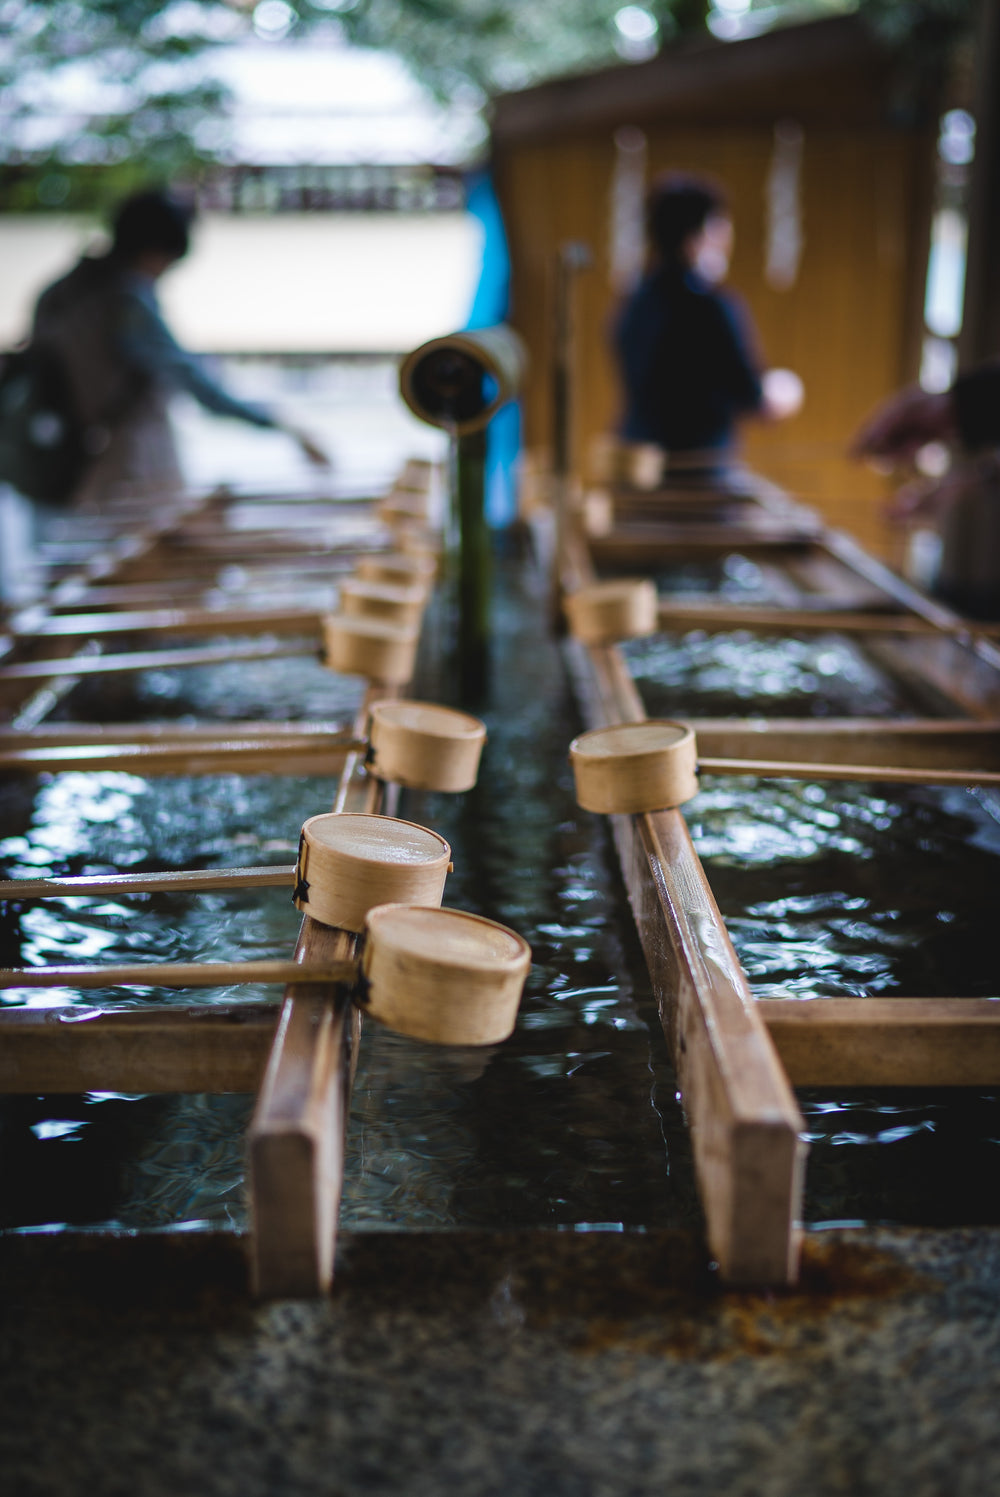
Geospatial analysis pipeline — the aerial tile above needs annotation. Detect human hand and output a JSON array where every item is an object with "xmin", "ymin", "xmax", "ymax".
[
  {"xmin": 884, "ymin": 461, "xmax": 980, "ymax": 526},
  {"xmin": 761, "ymin": 367, "xmax": 804, "ymax": 421},
  {"xmin": 851, "ymin": 386, "xmax": 956, "ymax": 465},
  {"xmin": 290, "ymin": 429, "xmax": 332, "ymax": 469}
]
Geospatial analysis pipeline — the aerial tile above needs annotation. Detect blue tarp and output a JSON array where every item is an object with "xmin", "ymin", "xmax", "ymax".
[{"xmin": 464, "ymin": 170, "xmax": 521, "ymax": 528}]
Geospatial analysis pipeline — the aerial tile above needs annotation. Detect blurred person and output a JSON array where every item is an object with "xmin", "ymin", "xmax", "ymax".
[
  {"xmin": 1, "ymin": 188, "xmax": 328, "ymax": 604},
  {"xmin": 611, "ymin": 172, "xmax": 802, "ymax": 482},
  {"xmin": 852, "ymin": 363, "xmax": 1000, "ymax": 618},
  {"xmin": 851, "ymin": 363, "xmax": 1000, "ymax": 480},
  {"xmin": 32, "ymin": 188, "xmax": 329, "ymax": 503}
]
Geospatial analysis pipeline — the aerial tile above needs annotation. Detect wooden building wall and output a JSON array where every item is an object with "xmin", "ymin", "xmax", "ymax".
[{"xmin": 493, "ymin": 20, "xmax": 938, "ymax": 558}]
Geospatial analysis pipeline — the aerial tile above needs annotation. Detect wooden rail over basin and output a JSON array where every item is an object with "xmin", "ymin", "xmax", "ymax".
[
  {"xmin": 561, "ymin": 467, "xmax": 1000, "ymax": 1285},
  {"xmin": 0, "ymin": 467, "xmax": 436, "ymax": 1300}
]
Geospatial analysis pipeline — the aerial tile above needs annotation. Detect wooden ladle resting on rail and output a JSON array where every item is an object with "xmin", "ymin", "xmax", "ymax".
[
  {"xmin": 0, "ymin": 699, "xmax": 486, "ymax": 902},
  {"xmin": 0, "ymin": 701, "xmax": 524, "ymax": 1046},
  {"xmin": 568, "ymin": 721, "xmax": 1000, "ymax": 814},
  {"xmin": 0, "ymin": 807, "xmax": 530, "ymax": 1049}
]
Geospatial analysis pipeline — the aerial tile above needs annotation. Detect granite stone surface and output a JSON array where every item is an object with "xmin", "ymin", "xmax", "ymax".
[{"xmin": 1, "ymin": 1225, "xmax": 999, "ymax": 1497}]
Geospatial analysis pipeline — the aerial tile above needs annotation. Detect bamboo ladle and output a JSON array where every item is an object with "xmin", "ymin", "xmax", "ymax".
[
  {"xmin": 569, "ymin": 720, "xmax": 1000, "ymax": 815},
  {"xmin": 0, "ymin": 903, "xmax": 532, "ymax": 1048}
]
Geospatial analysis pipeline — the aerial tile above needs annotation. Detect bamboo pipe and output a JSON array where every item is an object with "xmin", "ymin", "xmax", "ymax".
[
  {"xmin": 0, "ymin": 959, "xmax": 357, "ymax": 989},
  {"xmin": 0, "ymin": 866, "xmax": 297, "ymax": 900}
]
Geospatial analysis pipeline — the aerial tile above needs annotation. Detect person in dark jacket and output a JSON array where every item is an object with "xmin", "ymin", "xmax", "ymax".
[{"xmin": 612, "ymin": 172, "xmax": 800, "ymax": 476}]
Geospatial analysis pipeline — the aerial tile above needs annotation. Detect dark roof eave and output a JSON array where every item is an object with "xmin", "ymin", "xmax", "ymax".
[{"xmin": 490, "ymin": 14, "xmax": 926, "ymax": 143}]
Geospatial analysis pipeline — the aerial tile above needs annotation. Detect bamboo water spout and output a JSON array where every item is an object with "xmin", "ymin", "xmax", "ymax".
[{"xmin": 398, "ymin": 325, "xmax": 527, "ymax": 700}]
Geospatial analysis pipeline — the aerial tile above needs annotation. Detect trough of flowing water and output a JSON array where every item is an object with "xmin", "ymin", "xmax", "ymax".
[{"xmin": 1, "ymin": 543, "xmax": 998, "ymax": 1238}]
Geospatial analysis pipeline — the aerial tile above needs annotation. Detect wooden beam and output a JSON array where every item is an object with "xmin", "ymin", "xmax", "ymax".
[
  {"xmin": 0, "ymin": 638, "xmax": 311, "ymax": 684},
  {"xmin": 248, "ymin": 941, "xmax": 357, "ymax": 1299},
  {"xmin": 248, "ymin": 685, "xmax": 393, "ymax": 1298},
  {"xmin": 0, "ymin": 1004, "xmax": 277, "ymax": 1093},
  {"xmin": 589, "ymin": 523, "xmax": 820, "ymax": 567},
  {"xmin": 0, "ymin": 733, "xmax": 361, "ymax": 777},
  {"xmin": 0, "ymin": 720, "xmax": 348, "ymax": 746},
  {"xmin": 0, "ymin": 959, "xmax": 357, "ymax": 989},
  {"xmin": 0, "ymin": 866, "xmax": 296, "ymax": 900},
  {"xmin": 688, "ymin": 719, "xmax": 1000, "ymax": 771},
  {"xmin": 566, "ymin": 634, "xmax": 806, "ymax": 1285},
  {"xmin": 14, "ymin": 604, "xmax": 324, "ymax": 641},
  {"xmin": 760, "ymin": 999, "xmax": 1000, "ymax": 1087},
  {"xmin": 697, "ymin": 756, "xmax": 1000, "ymax": 789},
  {"xmin": 656, "ymin": 601, "xmax": 1000, "ymax": 638}
]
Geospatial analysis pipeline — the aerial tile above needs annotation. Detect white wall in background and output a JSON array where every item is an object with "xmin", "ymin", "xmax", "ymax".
[{"xmin": 0, "ymin": 211, "xmax": 483, "ymax": 352}]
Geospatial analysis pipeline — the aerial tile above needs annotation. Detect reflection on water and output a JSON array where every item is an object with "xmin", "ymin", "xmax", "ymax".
[
  {"xmin": 0, "ymin": 1092, "xmax": 254, "ymax": 1233},
  {"xmin": 654, "ymin": 553, "xmax": 787, "ymax": 601},
  {"xmin": 631, "ymin": 612, "xmax": 1000, "ymax": 1226},
  {"xmin": 705, "ymin": 770, "xmax": 1000, "ymax": 1218},
  {"xmin": 61, "ymin": 645, "xmax": 365, "ymax": 723},
  {"xmin": 0, "ymin": 554, "xmax": 700, "ymax": 1235},
  {"xmin": 687, "ymin": 777, "xmax": 1000, "ymax": 998},
  {"xmin": 800, "ymin": 1089, "xmax": 1000, "ymax": 1227},
  {"xmin": 624, "ymin": 628, "xmax": 919, "ymax": 718},
  {"xmin": 342, "ymin": 552, "xmax": 696, "ymax": 1231},
  {"xmin": 0, "ymin": 769, "xmax": 334, "ymax": 1009},
  {"xmin": 3, "ymin": 542, "xmax": 1000, "ymax": 1237}
]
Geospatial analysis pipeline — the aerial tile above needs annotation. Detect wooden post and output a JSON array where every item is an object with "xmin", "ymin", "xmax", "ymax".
[
  {"xmin": 565, "ymin": 635, "xmax": 806, "ymax": 1284},
  {"xmin": 247, "ymin": 686, "xmax": 394, "ymax": 1298},
  {"xmin": 551, "ymin": 242, "xmax": 592, "ymax": 623},
  {"xmin": 248, "ymin": 930, "xmax": 359, "ymax": 1300}
]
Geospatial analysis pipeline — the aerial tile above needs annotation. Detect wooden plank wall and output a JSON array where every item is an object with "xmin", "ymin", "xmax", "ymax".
[{"xmin": 496, "ymin": 121, "xmax": 935, "ymax": 559}]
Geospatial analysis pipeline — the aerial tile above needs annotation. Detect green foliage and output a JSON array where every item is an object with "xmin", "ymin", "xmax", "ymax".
[
  {"xmin": 0, "ymin": 0, "xmax": 234, "ymax": 207},
  {"xmin": 0, "ymin": 0, "xmax": 980, "ymax": 210},
  {"xmin": 316, "ymin": 0, "xmax": 666, "ymax": 97}
]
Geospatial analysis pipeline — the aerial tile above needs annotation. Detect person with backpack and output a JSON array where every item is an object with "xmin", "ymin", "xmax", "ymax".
[{"xmin": 0, "ymin": 188, "xmax": 328, "ymax": 602}]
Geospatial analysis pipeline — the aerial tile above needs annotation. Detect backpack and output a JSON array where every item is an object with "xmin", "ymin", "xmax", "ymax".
[{"xmin": 0, "ymin": 341, "xmax": 90, "ymax": 505}]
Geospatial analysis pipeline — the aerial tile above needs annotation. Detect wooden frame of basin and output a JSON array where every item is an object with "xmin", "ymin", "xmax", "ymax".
[
  {"xmin": 559, "ymin": 475, "xmax": 1000, "ymax": 1286},
  {"xmin": 0, "ymin": 473, "xmax": 431, "ymax": 1299}
]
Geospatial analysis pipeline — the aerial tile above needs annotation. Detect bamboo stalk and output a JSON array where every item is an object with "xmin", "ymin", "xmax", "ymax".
[
  {"xmin": 0, "ymin": 866, "xmax": 296, "ymax": 899},
  {"xmin": 0, "ymin": 959, "xmax": 357, "ymax": 989}
]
